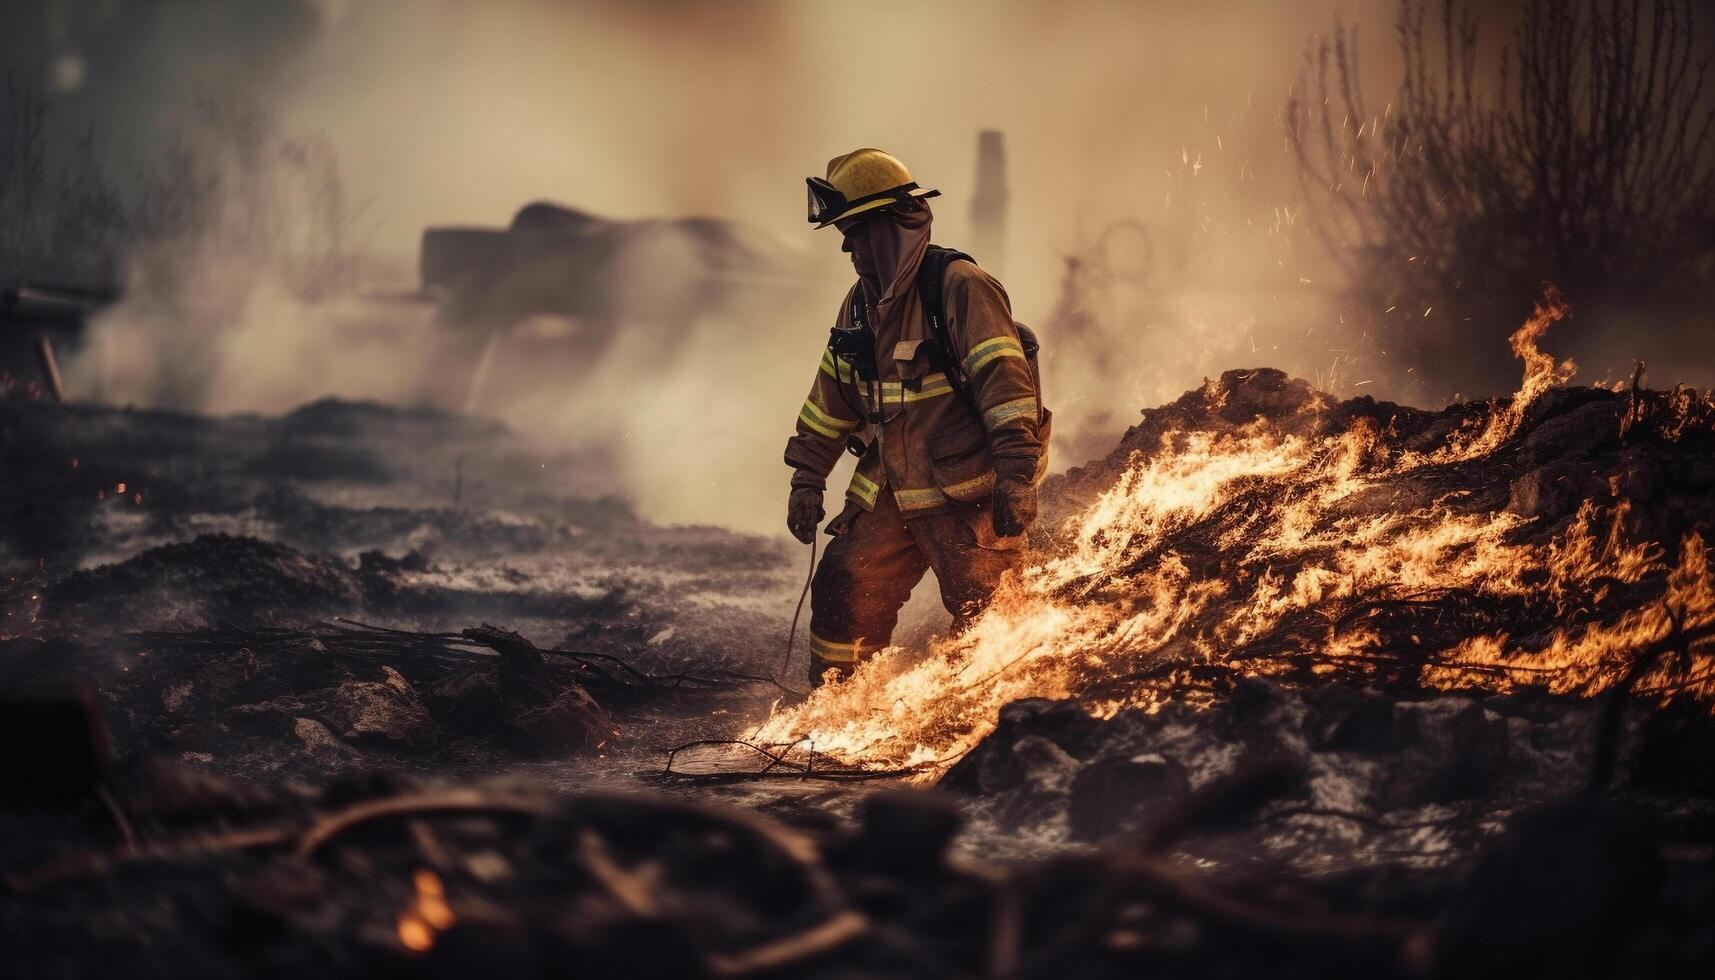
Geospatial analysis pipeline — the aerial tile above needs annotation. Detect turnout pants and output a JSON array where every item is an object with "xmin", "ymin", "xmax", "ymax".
[{"xmin": 807, "ymin": 488, "xmax": 1024, "ymax": 684}]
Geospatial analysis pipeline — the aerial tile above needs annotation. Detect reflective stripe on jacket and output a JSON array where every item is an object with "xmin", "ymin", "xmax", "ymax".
[{"xmin": 783, "ymin": 259, "xmax": 1049, "ymax": 517}]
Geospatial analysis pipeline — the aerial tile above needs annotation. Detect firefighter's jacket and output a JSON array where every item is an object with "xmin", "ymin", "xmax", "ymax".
[{"xmin": 784, "ymin": 259, "xmax": 1049, "ymax": 519}]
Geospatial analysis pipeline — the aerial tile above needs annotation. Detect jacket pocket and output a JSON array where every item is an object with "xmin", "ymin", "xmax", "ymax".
[
  {"xmin": 1033, "ymin": 407, "xmax": 1054, "ymax": 482},
  {"xmin": 825, "ymin": 500, "xmax": 864, "ymax": 536},
  {"xmin": 956, "ymin": 504, "xmax": 1025, "ymax": 551},
  {"xmin": 928, "ymin": 414, "xmax": 994, "ymax": 503}
]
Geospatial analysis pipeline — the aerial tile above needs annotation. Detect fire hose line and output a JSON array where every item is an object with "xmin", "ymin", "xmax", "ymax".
[{"xmin": 777, "ymin": 537, "xmax": 817, "ymax": 693}]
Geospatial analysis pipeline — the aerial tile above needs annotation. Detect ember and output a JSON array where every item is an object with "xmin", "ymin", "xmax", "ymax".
[{"xmin": 398, "ymin": 868, "xmax": 455, "ymax": 951}]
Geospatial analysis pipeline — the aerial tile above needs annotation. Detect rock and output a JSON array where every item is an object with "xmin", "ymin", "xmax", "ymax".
[
  {"xmin": 1003, "ymin": 735, "xmax": 1081, "ymax": 791},
  {"xmin": 325, "ymin": 666, "xmax": 432, "ymax": 746},
  {"xmin": 1519, "ymin": 386, "xmax": 1619, "ymax": 434},
  {"xmin": 293, "ymin": 717, "xmax": 355, "ymax": 757},
  {"xmin": 227, "ymin": 694, "xmax": 312, "ymax": 740},
  {"xmin": 1519, "ymin": 398, "xmax": 1623, "ymax": 463},
  {"xmin": 426, "ymin": 668, "xmax": 506, "ymax": 728},
  {"xmin": 162, "ymin": 681, "xmax": 194, "ymax": 713},
  {"xmin": 943, "ymin": 731, "xmax": 1078, "ymax": 800},
  {"xmin": 1507, "ymin": 454, "xmax": 1609, "ymax": 520},
  {"xmin": 505, "ymin": 684, "xmax": 615, "ymax": 757},
  {"xmin": 850, "ymin": 790, "xmax": 965, "ymax": 874},
  {"xmin": 1226, "ymin": 678, "xmax": 1314, "ymax": 773},
  {"xmin": 984, "ymin": 735, "xmax": 1082, "ymax": 829},
  {"xmin": 1371, "ymin": 700, "xmax": 1510, "ymax": 810},
  {"xmin": 1305, "ymin": 686, "xmax": 1401, "ymax": 754},
  {"xmin": 1228, "ymin": 676, "xmax": 1296, "ymax": 730},
  {"xmin": 1067, "ymin": 754, "xmax": 1190, "ymax": 842},
  {"xmin": 939, "ymin": 698, "xmax": 1103, "ymax": 793},
  {"xmin": 1210, "ymin": 368, "xmax": 1317, "ymax": 424}
]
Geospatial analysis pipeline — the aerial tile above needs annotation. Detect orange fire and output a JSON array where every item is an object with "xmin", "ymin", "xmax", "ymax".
[
  {"xmin": 396, "ymin": 868, "xmax": 456, "ymax": 953},
  {"xmin": 753, "ymin": 295, "xmax": 1714, "ymax": 777},
  {"xmin": 397, "ymin": 912, "xmax": 434, "ymax": 953}
]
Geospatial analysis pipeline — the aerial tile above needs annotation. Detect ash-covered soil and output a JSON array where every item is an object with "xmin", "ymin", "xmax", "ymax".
[
  {"xmin": 0, "ymin": 396, "xmax": 805, "ymax": 790},
  {"xmin": 3, "ymin": 364, "xmax": 1714, "ymax": 977}
]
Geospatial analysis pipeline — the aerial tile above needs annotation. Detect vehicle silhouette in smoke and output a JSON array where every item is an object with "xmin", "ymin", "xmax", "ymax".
[
  {"xmin": 418, "ymin": 201, "xmax": 807, "ymax": 413},
  {"xmin": 0, "ymin": 284, "xmax": 118, "ymax": 403}
]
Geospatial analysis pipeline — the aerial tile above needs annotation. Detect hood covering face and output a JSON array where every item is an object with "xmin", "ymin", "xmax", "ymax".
[{"xmin": 843, "ymin": 202, "xmax": 933, "ymax": 338}]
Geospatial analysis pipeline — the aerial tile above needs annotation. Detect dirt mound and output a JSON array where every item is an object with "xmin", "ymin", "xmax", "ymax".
[
  {"xmin": 1044, "ymin": 367, "xmax": 1438, "ymax": 523},
  {"xmin": 280, "ymin": 397, "xmax": 507, "ymax": 440},
  {"xmin": 1044, "ymin": 367, "xmax": 1714, "ymax": 545},
  {"xmin": 42, "ymin": 534, "xmax": 365, "ymax": 627},
  {"xmin": 64, "ymin": 622, "xmax": 627, "ymax": 782}
]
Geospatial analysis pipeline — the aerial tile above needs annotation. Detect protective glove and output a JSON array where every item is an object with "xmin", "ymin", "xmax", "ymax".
[
  {"xmin": 787, "ymin": 478, "xmax": 825, "ymax": 544},
  {"xmin": 990, "ymin": 458, "xmax": 1039, "ymax": 538}
]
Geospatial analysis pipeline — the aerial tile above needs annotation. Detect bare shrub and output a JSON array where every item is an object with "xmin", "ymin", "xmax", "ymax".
[
  {"xmin": 0, "ymin": 75, "xmax": 366, "ymax": 407},
  {"xmin": 96, "ymin": 92, "xmax": 367, "ymax": 406},
  {"xmin": 0, "ymin": 72, "xmax": 52, "ymax": 282},
  {"xmin": 1287, "ymin": 0, "xmax": 1715, "ymax": 396},
  {"xmin": 125, "ymin": 93, "xmax": 360, "ymax": 303},
  {"xmin": 0, "ymin": 76, "xmax": 359, "ymax": 302}
]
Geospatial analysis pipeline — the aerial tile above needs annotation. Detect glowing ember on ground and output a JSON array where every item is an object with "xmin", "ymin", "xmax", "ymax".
[
  {"xmin": 396, "ymin": 912, "xmax": 434, "ymax": 952},
  {"xmin": 397, "ymin": 868, "xmax": 456, "ymax": 951},
  {"xmin": 753, "ymin": 295, "xmax": 1715, "ymax": 777}
]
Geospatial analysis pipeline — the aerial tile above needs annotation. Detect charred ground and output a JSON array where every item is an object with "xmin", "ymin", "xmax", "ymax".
[{"xmin": 2, "ymin": 354, "xmax": 1713, "ymax": 977}]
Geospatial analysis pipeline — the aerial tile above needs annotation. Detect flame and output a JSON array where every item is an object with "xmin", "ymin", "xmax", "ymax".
[
  {"xmin": 396, "ymin": 868, "xmax": 456, "ymax": 952},
  {"xmin": 397, "ymin": 912, "xmax": 435, "ymax": 953},
  {"xmin": 1426, "ymin": 535, "xmax": 1715, "ymax": 701},
  {"xmin": 1424, "ymin": 285, "xmax": 1575, "ymax": 463},
  {"xmin": 753, "ymin": 291, "xmax": 1714, "ymax": 777}
]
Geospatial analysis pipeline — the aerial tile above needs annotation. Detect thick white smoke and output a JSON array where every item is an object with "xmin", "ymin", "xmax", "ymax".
[{"xmin": 35, "ymin": 0, "xmax": 1444, "ymax": 531}]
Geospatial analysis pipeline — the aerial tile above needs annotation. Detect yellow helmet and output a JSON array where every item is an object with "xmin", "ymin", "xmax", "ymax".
[{"xmin": 806, "ymin": 148, "xmax": 940, "ymax": 228}]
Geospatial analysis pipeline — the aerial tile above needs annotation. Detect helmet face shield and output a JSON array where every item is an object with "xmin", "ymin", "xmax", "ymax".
[
  {"xmin": 807, "ymin": 177, "xmax": 845, "ymax": 226},
  {"xmin": 806, "ymin": 176, "xmax": 939, "ymax": 228}
]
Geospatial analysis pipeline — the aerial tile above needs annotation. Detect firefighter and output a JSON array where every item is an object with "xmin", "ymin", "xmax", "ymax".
[{"xmin": 785, "ymin": 148, "xmax": 1050, "ymax": 685}]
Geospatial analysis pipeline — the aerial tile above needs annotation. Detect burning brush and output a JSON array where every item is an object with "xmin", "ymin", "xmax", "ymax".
[{"xmin": 750, "ymin": 289, "xmax": 1715, "ymax": 777}]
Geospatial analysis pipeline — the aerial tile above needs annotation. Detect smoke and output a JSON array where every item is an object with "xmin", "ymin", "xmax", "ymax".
[
  {"xmin": 57, "ymin": 91, "xmax": 443, "ymax": 414},
  {"xmin": 458, "ymin": 221, "xmax": 840, "ymax": 530},
  {"xmin": 22, "ymin": 0, "xmax": 1626, "ymax": 531}
]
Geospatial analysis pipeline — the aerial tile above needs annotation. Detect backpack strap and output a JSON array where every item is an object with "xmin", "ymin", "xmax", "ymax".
[
  {"xmin": 917, "ymin": 246, "xmax": 1046, "ymax": 428},
  {"xmin": 915, "ymin": 245, "xmax": 980, "ymax": 413}
]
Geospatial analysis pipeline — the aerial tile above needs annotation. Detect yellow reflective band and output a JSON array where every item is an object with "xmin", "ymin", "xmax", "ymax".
[
  {"xmin": 894, "ymin": 486, "xmax": 950, "ymax": 511},
  {"xmin": 819, "ymin": 349, "xmax": 854, "ymax": 383},
  {"xmin": 963, "ymin": 336, "xmax": 1025, "ymax": 376},
  {"xmin": 798, "ymin": 405, "xmax": 843, "ymax": 439},
  {"xmin": 943, "ymin": 472, "xmax": 995, "ymax": 497},
  {"xmin": 983, "ymin": 397, "xmax": 1037, "ymax": 429},
  {"xmin": 809, "ymin": 632, "xmax": 878, "ymax": 664},
  {"xmin": 800, "ymin": 397, "xmax": 858, "ymax": 437},
  {"xmin": 878, "ymin": 373, "xmax": 953, "ymax": 402},
  {"xmin": 849, "ymin": 470, "xmax": 881, "ymax": 506}
]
